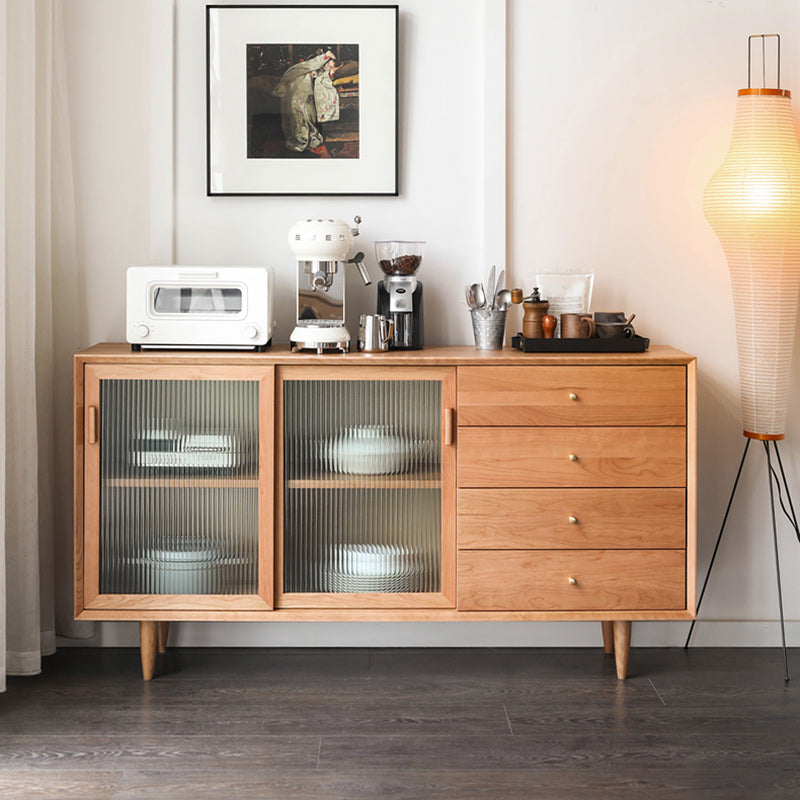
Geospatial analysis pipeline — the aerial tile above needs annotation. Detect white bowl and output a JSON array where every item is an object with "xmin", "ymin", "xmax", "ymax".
[{"xmin": 322, "ymin": 425, "xmax": 413, "ymax": 475}]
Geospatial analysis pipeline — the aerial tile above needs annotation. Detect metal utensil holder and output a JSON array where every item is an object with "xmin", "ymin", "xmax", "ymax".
[{"xmin": 471, "ymin": 309, "xmax": 507, "ymax": 350}]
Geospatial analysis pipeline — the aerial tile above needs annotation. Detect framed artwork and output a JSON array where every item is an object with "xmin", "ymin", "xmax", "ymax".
[{"xmin": 206, "ymin": 4, "xmax": 398, "ymax": 196}]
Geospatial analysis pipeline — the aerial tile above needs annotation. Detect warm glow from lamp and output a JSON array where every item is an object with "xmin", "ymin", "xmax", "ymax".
[
  {"xmin": 746, "ymin": 182, "xmax": 778, "ymax": 209},
  {"xmin": 704, "ymin": 87, "xmax": 800, "ymax": 440}
]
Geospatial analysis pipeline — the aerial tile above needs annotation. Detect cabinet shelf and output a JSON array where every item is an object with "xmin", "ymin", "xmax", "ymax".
[
  {"xmin": 106, "ymin": 477, "xmax": 259, "ymax": 489},
  {"xmin": 286, "ymin": 467, "xmax": 442, "ymax": 490}
]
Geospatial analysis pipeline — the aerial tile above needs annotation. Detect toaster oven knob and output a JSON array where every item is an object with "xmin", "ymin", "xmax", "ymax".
[
  {"xmin": 135, "ymin": 324, "xmax": 150, "ymax": 338},
  {"xmin": 244, "ymin": 325, "xmax": 259, "ymax": 339}
]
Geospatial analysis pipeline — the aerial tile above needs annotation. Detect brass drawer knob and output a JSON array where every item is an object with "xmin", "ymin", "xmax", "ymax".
[
  {"xmin": 568, "ymin": 515, "xmax": 578, "ymax": 524},
  {"xmin": 569, "ymin": 392, "xmax": 578, "ymax": 401},
  {"xmin": 569, "ymin": 453, "xmax": 578, "ymax": 462},
  {"xmin": 568, "ymin": 577, "xmax": 577, "ymax": 585}
]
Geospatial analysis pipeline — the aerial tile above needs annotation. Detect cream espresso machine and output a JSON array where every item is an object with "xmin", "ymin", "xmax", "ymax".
[{"xmin": 288, "ymin": 217, "xmax": 371, "ymax": 353}]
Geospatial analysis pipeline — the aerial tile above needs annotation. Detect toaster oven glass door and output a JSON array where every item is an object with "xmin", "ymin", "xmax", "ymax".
[{"xmin": 152, "ymin": 286, "xmax": 244, "ymax": 315}]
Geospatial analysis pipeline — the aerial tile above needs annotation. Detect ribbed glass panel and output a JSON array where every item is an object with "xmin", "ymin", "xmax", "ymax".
[
  {"xmin": 284, "ymin": 380, "xmax": 441, "ymax": 593},
  {"xmin": 704, "ymin": 92, "xmax": 800, "ymax": 437},
  {"xmin": 99, "ymin": 379, "xmax": 259, "ymax": 594}
]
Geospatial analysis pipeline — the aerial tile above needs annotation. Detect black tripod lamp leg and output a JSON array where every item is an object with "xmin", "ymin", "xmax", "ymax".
[
  {"xmin": 764, "ymin": 441, "xmax": 790, "ymax": 682},
  {"xmin": 773, "ymin": 441, "xmax": 800, "ymax": 531},
  {"xmin": 684, "ymin": 438, "xmax": 751, "ymax": 649}
]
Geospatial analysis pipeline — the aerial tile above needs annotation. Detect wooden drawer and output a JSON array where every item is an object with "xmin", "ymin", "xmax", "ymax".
[
  {"xmin": 457, "ymin": 427, "xmax": 686, "ymax": 488},
  {"xmin": 458, "ymin": 488, "xmax": 686, "ymax": 549},
  {"xmin": 457, "ymin": 366, "xmax": 686, "ymax": 426},
  {"xmin": 458, "ymin": 550, "xmax": 686, "ymax": 611}
]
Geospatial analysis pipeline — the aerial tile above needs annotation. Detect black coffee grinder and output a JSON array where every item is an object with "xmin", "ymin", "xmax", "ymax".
[{"xmin": 375, "ymin": 241, "xmax": 424, "ymax": 349}]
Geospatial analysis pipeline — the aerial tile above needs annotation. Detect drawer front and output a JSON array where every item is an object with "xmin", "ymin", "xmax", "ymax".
[
  {"xmin": 458, "ymin": 488, "xmax": 686, "ymax": 549},
  {"xmin": 457, "ymin": 366, "xmax": 686, "ymax": 427},
  {"xmin": 457, "ymin": 550, "xmax": 686, "ymax": 611},
  {"xmin": 457, "ymin": 427, "xmax": 686, "ymax": 488}
]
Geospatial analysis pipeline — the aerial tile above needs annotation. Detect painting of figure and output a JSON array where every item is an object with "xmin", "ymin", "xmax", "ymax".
[
  {"xmin": 208, "ymin": 5, "xmax": 395, "ymax": 194},
  {"xmin": 247, "ymin": 44, "xmax": 360, "ymax": 159}
]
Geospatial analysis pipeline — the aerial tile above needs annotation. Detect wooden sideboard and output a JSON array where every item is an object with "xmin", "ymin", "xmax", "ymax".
[{"xmin": 74, "ymin": 343, "xmax": 696, "ymax": 680}]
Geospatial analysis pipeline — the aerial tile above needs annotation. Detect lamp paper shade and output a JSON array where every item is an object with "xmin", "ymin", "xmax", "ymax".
[{"xmin": 704, "ymin": 89, "xmax": 800, "ymax": 440}]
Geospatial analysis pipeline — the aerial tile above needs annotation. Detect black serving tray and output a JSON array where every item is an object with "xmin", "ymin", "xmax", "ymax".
[{"xmin": 511, "ymin": 333, "xmax": 650, "ymax": 353}]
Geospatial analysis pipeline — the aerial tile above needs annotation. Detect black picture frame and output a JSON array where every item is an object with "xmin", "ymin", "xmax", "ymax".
[{"xmin": 206, "ymin": 4, "xmax": 398, "ymax": 196}]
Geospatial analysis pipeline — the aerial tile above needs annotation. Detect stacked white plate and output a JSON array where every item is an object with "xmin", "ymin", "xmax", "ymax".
[
  {"xmin": 129, "ymin": 539, "xmax": 251, "ymax": 594},
  {"xmin": 321, "ymin": 543, "xmax": 426, "ymax": 593},
  {"xmin": 131, "ymin": 426, "xmax": 239, "ymax": 470}
]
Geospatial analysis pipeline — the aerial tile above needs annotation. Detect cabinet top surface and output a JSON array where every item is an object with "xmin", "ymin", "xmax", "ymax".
[{"xmin": 77, "ymin": 343, "xmax": 695, "ymax": 366}]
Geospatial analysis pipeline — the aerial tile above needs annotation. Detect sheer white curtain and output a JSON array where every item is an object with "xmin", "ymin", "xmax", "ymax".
[{"xmin": 1, "ymin": 0, "xmax": 85, "ymax": 692}]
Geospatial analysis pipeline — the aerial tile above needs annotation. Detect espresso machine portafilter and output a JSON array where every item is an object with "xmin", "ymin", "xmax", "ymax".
[{"xmin": 288, "ymin": 216, "xmax": 371, "ymax": 353}]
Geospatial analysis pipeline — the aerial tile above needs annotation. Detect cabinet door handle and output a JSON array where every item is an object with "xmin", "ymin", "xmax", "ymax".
[
  {"xmin": 443, "ymin": 407, "xmax": 455, "ymax": 446},
  {"xmin": 87, "ymin": 406, "xmax": 98, "ymax": 445}
]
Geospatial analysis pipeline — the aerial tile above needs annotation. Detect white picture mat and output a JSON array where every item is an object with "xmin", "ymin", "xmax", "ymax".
[{"xmin": 208, "ymin": 5, "xmax": 397, "ymax": 194}]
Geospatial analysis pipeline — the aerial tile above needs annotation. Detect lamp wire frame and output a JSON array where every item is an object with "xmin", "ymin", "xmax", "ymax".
[
  {"xmin": 764, "ymin": 442, "xmax": 789, "ymax": 681},
  {"xmin": 748, "ymin": 33, "xmax": 780, "ymax": 90},
  {"xmin": 685, "ymin": 439, "xmax": 796, "ymax": 682}
]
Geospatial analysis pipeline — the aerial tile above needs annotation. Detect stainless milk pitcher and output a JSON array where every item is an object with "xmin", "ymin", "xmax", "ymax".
[{"xmin": 358, "ymin": 314, "xmax": 394, "ymax": 351}]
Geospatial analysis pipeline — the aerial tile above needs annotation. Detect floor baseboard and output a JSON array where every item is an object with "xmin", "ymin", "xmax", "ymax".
[{"xmin": 55, "ymin": 620, "xmax": 800, "ymax": 649}]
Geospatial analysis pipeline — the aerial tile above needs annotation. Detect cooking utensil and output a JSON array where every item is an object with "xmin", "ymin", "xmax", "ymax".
[
  {"xmin": 358, "ymin": 314, "xmax": 394, "ymax": 352},
  {"xmin": 469, "ymin": 282, "xmax": 487, "ymax": 315},
  {"xmin": 465, "ymin": 284, "xmax": 477, "ymax": 310},
  {"xmin": 486, "ymin": 266, "xmax": 496, "ymax": 309},
  {"xmin": 494, "ymin": 289, "xmax": 512, "ymax": 310},
  {"xmin": 493, "ymin": 269, "xmax": 505, "ymax": 308}
]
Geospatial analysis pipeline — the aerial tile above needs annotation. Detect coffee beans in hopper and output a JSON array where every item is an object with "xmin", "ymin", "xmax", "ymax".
[{"xmin": 380, "ymin": 254, "xmax": 421, "ymax": 276}]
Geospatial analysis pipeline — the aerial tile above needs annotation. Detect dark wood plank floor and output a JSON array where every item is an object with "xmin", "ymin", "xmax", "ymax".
[{"xmin": 0, "ymin": 646, "xmax": 798, "ymax": 799}]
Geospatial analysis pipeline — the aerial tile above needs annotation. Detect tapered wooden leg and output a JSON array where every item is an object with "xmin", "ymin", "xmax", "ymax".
[
  {"xmin": 613, "ymin": 621, "xmax": 631, "ymax": 680},
  {"xmin": 601, "ymin": 621, "xmax": 615, "ymax": 654},
  {"xmin": 139, "ymin": 621, "xmax": 158, "ymax": 681},
  {"xmin": 157, "ymin": 622, "xmax": 170, "ymax": 654}
]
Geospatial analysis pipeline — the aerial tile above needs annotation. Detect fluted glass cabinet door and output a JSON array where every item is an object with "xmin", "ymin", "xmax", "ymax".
[
  {"xmin": 278, "ymin": 366, "xmax": 456, "ymax": 608},
  {"xmin": 81, "ymin": 365, "xmax": 273, "ymax": 611}
]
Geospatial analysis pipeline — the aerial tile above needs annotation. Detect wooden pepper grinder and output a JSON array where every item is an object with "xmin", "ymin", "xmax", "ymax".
[{"xmin": 522, "ymin": 287, "xmax": 550, "ymax": 339}]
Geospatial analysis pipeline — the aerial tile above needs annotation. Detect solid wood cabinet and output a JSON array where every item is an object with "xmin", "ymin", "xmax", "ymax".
[{"xmin": 74, "ymin": 344, "xmax": 696, "ymax": 681}]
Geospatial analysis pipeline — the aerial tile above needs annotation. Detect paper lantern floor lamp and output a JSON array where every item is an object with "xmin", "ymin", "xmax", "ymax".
[{"xmin": 686, "ymin": 35, "xmax": 800, "ymax": 680}]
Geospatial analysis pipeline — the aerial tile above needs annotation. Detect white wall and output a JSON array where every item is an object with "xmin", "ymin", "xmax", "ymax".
[
  {"xmin": 174, "ymin": 0, "xmax": 484, "ymax": 345},
  {"xmin": 62, "ymin": 1, "xmax": 152, "ymax": 341},
  {"xmin": 61, "ymin": 0, "xmax": 800, "ymax": 648},
  {"xmin": 509, "ymin": 0, "xmax": 800, "ymax": 646}
]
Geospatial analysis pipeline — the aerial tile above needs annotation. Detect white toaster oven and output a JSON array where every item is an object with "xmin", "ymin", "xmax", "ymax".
[{"xmin": 126, "ymin": 266, "xmax": 275, "ymax": 350}]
